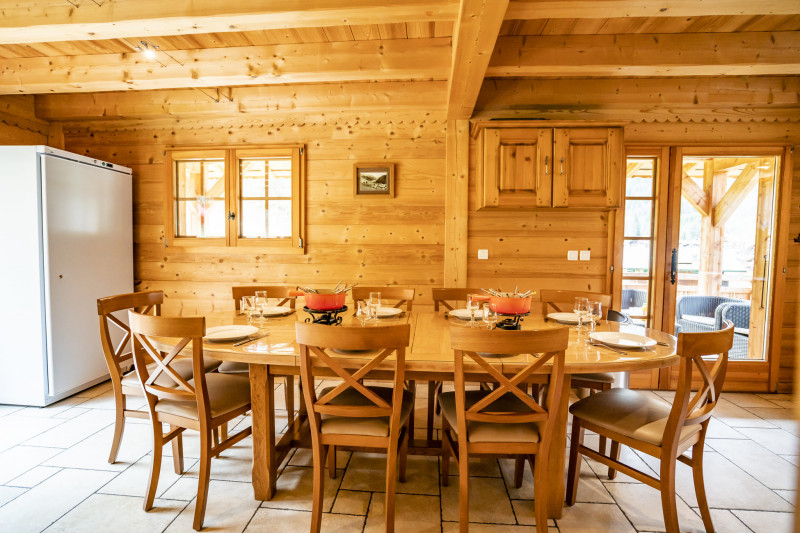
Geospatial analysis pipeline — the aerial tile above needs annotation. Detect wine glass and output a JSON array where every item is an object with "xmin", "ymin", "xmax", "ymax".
[
  {"xmin": 482, "ymin": 303, "xmax": 497, "ymax": 330},
  {"xmin": 466, "ymin": 294, "xmax": 480, "ymax": 328},
  {"xmin": 254, "ymin": 293, "xmax": 268, "ymax": 327},
  {"xmin": 368, "ymin": 292, "xmax": 381, "ymax": 322},
  {"xmin": 356, "ymin": 300, "xmax": 370, "ymax": 326},
  {"xmin": 573, "ymin": 297, "xmax": 589, "ymax": 331},
  {"xmin": 587, "ymin": 301, "xmax": 602, "ymax": 333},
  {"xmin": 241, "ymin": 296, "xmax": 255, "ymax": 320}
]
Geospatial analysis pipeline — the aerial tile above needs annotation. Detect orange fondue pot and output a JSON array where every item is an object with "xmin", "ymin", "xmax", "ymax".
[
  {"xmin": 290, "ymin": 290, "xmax": 347, "ymax": 310},
  {"xmin": 472, "ymin": 294, "xmax": 532, "ymax": 315}
]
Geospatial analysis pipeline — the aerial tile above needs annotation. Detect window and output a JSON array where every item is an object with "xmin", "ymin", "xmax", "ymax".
[{"xmin": 166, "ymin": 146, "xmax": 305, "ymax": 251}]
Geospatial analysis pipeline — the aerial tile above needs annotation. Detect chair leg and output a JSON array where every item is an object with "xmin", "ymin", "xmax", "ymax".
[
  {"xmin": 211, "ymin": 427, "xmax": 219, "ymax": 447},
  {"xmin": 385, "ymin": 434, "xmax": 400, "ymax": 533},
  {"xmin": 407, "ymin": 380, "xmax": 416, "ymax": 446},
  {"xmin": 171, "ymin": 425, "xmax": 184, "ymax": 475},
  {"xmin": 513, "ymin": 456, "xmax": 525, "ymax": 488},
  {"xmin": 458, "ymin": 443, "xmax": 470, "ymax": 533},
  {"xmin": 221, "ymin": 422, "xmax": 228, "ymax": 441},
  {"xmin": 660, "ymin": 453, "xmax": 680, "ymax": 533},
  {"xmin": 598, "ymin": 435, "xmax": 607, "ymax": 456},
  {"xmin": 566, "ymin": 419, "xmax": 584, "ymax": 506},
  {"xmin": 608, "ymin": 440, "xmax": 621, "ymax": 479},
  {"xmin": 144, "ymin": 420, "xmax": 163, "ymax": 512},
  {"xmin": 691, "ymin": 440, "xmax": 715, "ymax": 533},
  {"xmin": 284, "ymin": 375, "xmax": 294, "ymax": 420},
  {"xmin": 327, "ymin": 445, "xmax": 337, "ymax": 479},
  {"xmin": 441, "ymin": 414, "xmax": 450, "ymax": 486},
  {"xmin": 533, "ymin": 448, "xmax": 549, "ymax": 533},
  {"xmin": 398, "ymin": 423, "xmax": 409, "ymax": 483},
  {"xmin": 109, "ymin": 395, "xmax": 126, "ymax": 464},
  {"xmin": 434, "ymin": 382, "xmax": 443, "ymax": 415},
  {"xmin": 426, "ymin": 380, "xmax": 437, "ymax": 442},
  {"xmin": 310, "ymin": 439, "xmax": 325, "ymax": 533},
  {"xmin": 193, "ymin": 428, "xmax": 212, "ymax": 531}
]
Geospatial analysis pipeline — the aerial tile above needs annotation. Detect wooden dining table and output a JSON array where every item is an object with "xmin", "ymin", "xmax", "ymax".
[{"xmin": 164, "ymin": 306, "xmax": 678, "ymax": 519}]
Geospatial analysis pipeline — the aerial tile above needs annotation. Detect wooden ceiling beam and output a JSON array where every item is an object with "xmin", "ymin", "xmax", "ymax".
[
  {"xmin": 505, "ymin": 0, "xmax": 800, "ymax": 19},
  {"xmin": 447, "ymin": 0, "xmax": 509, "ymax": 120},
  {"xmin": 713, "ymin": 163, "xmax": 759, "ymax": 226},
  {"xmin": 486, "ymin": 32, "xmax": 800, "ymax": 77},
  {"xmin": 0, "ymin": 0, "xmax": 458, "ymax": 45},
  {"xmin": 33, "ymin": 81, "xmax": 449, "ymax": 121},
  {"xmin": 0, "ymin": 39, "xmax": 451, "ymax": 94}
]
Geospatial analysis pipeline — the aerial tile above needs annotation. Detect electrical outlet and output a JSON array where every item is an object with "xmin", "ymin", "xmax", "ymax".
[
  {"xmin": 567, "ymin": 251, "xmax": 578, "ymax": 261},
  {"xmin": 477, "ymin": 249, "xmax": 489, "ymax": 260},
  {"xmin": 580, "ymin": 250, "xmax": 591, "ymax": 261}
]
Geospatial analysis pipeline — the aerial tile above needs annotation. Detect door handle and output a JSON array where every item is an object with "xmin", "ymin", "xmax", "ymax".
[
  {"xmin": 761, "ymin": 254, "xmax": 768, "ymax": 309},
  {"xmin": 544, "ymin": 156, "xmax": 549, "ymax": 175},
  {"xmin": 228, "ymin": 211, "xmax": 236, "ymax": 220},
  {"xmin": 670, "ymin": 248, "xmax": 678, "ymax": 285},
  {"xmin": 559, "ymin": 158, "xmax": 564, "ymax": 175}
]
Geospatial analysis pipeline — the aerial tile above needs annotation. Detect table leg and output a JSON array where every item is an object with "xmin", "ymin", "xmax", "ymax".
[
  {"xmin": 546, "ymin": 373, "xmax": 572, "ymax": 518},
  {"xmin": 250, "ymin": 363, "xmax": 276, "ymax": 500}
]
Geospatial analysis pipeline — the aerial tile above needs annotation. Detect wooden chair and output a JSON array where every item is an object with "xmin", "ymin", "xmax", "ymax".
[
  {"xmin": 439, "ymin": 326, "xmax": 569, "ymax": 533},
  {"xmin": 431, "ymin": 288, "xmax": 482, "ymax": 312},
  {"xmin": 566, "ymin": 322, "xmax": 734, "ymax": 533},
  {"xmin": 296, "ymin": 322, "xmax": 413, "ymax": 533},
  {"xmin": 540, "ymin": 289, "xmax": 616, "ymax": 452},
  {"xmin": 96, "ymin": 291, "xmax": 221, "ymax": 466},
  {"xmin": 129, "ymin": 311, "xmax": 252, "ymax": 531},
  {"xmin": 351, "ymin": 286, "xmax": 415, "ymax": 311},
  {"xmin": 231, "ymin": 285, "xmax": 296, "ymax": 310},
  {"xmin": 222, "ymin": 286, "xmax": 296, "ymax": 421}
]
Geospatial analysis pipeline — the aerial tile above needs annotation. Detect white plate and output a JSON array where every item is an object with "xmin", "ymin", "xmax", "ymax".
[
  {"xmin": 204, "ymin": 325, "xmax": 259, "ymax": 343},
  {"xmin": 589, "ymin": 331, "xmax": 656, "ymax": 349},
  {"xmin": 547, "ymin": 312, "xmax": 581, "ymax": 325},
  {"xmin": 448, "ymin": 309, "xmax": 479, "ymax": 320},
  {"xmin": 376, "ymin": 307, "xmax": 403, "ymax": 318},
  {"xmin": 259, "ymin": 306, "xmax": 294, "ymax": 317}
]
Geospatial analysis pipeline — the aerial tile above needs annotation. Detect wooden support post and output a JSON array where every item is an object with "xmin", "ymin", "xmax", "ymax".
[
  {"xmin": 698, "ymin": 160, "xmax": 725, "ymax": 296},
  {"xmin": 749, "ymin": 164, "xmax": 776, "ymax": 359},
  {"xmin": 444, "ymin": 119, "xmax": 470, "ymax": 287}
]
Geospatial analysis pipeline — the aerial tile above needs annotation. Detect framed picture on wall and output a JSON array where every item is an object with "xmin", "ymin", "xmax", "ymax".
[{"xmin": 354, "ymin": 163, "xmax": 395, "ymax": 197}]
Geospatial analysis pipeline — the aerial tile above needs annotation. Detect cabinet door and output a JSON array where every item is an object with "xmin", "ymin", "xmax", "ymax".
[
  {"xmin": 552, "ymin": 127, "xmax": 623, "ymax": 208},
  {"xmin": 481, "ymin": 128, "xmax": 552, "ymax": 208}
]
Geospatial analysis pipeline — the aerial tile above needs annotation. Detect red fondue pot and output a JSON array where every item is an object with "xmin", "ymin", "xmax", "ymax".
[
  {"xmin": 472, "ymin": 294, "xmax": 531, "ymax": 315},
  {"xmin": 290, "ymin": 290, "xmax": 346, "ymax": 310}
]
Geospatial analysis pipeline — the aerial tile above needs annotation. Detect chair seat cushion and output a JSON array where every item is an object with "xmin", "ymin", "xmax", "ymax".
[
  {"xmin": 318, "ymin": 386, "xmax": 414, "ymax": 438},
  {"xmin": 121, "ymin": 357, "xmax": 221, "ymax": 390},
  {"xmin": 439, "ymin": 390, "xmax": 540, "ymax": 444},
  {"xmin": 572, "ymin": 372, "xmax": 615, "ymax": 384},
  {"xmin": 569, "ymin": 388, "xmax": 702, "ymax": 447},
  {"xmin": 218, "ymin": 361, "xmax": 249, "ymax": 374},
  {"xmin": 154, "ymin": 374, "xmax": 251, "ymax": 420}
]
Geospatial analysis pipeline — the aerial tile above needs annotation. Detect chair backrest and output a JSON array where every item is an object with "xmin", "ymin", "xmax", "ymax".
[
  {"xmin": 128, "ymin": 311, "xmax": 212, "ymax": 422},
  {"xmin": 540, "ymin": 289, "xmax": 612, "ymax": 318},
  {"xmin": 606, "ymin": 309, "xmax": 632, "ymax": 324},
  {"xmin": 296, "ymin": 322, "xmax": 411, "ymax": 437},
  {"xmin": 663, "ymin": 321, "xmax": 734, "ymax": 451},
  {"xmin": 97, "ymin": 291, "xmax": 163, "ymax": 383},
  {"xmin": 449, "ymin": 326, "xmax": 569, "ymax": 443},
  {"xmin": 351, "ymin": 286, "xmax": 415, "ymax": 311},
  {"xmin": 232, "ymin": 285, "xmax": 295, "ymax": 309},
  {"xmin": 431, "ymin": 288, "xmax": 482, "ymax": 312}
]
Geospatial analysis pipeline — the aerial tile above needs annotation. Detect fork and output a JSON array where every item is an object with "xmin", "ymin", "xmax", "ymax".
[{"xmin": 589, "ymin": 340, "xmax": 627, "ymax": 355}]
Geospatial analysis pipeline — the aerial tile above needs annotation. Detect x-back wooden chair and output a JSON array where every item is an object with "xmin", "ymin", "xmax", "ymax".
[
  {"xmin": 440, "ymin": 326, "xmax": 569, "ymax": 533},
  {"xmin": 566, "ymin": 321, "xmax": 734, "ymax": 533},
  {"xmin": 296, "ymin": 322, "xmax": 413, "ymax": 533},
  {"xmin": 351, "ymin": 286, "xmax": 415, "ymax": 311},
  {"xmin": 96, "ymin": 291, "xmax": 221, "ymax": 467},
  {"xmin": 431, "ymin": 288, "xmax": 482, "ymax": 312},
  {"xmin": 129, "ymin": 312, "xmax": 252, "ymax": 531}
]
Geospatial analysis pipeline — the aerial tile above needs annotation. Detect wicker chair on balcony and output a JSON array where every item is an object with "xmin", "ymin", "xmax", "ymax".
[{"xmin": 715, "ymin": 302, "xmax": 750, "ymax": 360}]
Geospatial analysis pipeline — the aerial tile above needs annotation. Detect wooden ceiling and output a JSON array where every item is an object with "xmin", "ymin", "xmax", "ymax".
[{"xmin": 0, "ymin": 0, "xmax": 798, "ymax": 120}]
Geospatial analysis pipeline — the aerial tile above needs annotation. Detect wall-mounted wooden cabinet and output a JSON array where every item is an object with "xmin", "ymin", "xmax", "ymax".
[{"xmin": 477, "ymin": 124, "xmax": 624, "ymax": 209}]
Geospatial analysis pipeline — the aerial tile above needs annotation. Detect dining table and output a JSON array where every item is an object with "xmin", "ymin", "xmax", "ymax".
[{"xmin": 158, "ymin": 306, "xmax": 679, "ymax": 519}]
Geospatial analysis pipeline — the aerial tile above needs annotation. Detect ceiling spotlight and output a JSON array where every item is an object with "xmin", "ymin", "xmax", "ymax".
[{"xmin": 136, "ymin": 40, "xmax": 159, "ymax": 60}]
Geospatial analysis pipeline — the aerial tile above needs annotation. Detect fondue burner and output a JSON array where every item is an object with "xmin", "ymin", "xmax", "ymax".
[
  {"xmin": 304, "ymin": 305, "xmax": 348, "ymax": 326},
  {"xmin": 495, "ymin": 312, "xmax": 529, "ymax": 330}
]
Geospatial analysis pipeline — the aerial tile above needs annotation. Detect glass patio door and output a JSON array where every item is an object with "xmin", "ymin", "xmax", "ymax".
[{"xmin": 665, "ymin": 149, "xmax": 781, "ymax": 378}]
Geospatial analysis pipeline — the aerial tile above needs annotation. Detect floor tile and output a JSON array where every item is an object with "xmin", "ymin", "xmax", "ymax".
[
  {"xmin": 0, "ymin": 405, "xmax": 25, "ymax": 417},
  {"xmin": 722, "ymin": 392, "xmax": 783, "ymax": 408},
  {"xmin": 510, "ymin": 499, "xmax": 558, "ymax": 527},
  {"xmin": 331, "ymin": 489, "xmax": 371, "ymax": 516},
  {"xmin": 735, "ymin": 426, "xmax": 800, "ymax": 456},
  {"xmin": 364, "ymin": 493, "xmax": 440, "ymax": 533},
  {"xmin": 14, "ymin": 397, "xmax": 90, "ymax": 419},
  {"xmin": 24, "ymin": 409, "xmax": 114, "ymax": 449},
  {"xmin": 556, "ymin": 502, "xmax": 636, "ymax": 532},
  {"xmin": 0, "ymin": 486, "xmax": 26, "ymax": 508},
  {"xmin": 774, "ymin": 490, "xmax": 796, "ymax": 505},
  {"xmin": 446, "ymin": 455, "xmax": 503, "ymax": 478},
  {"xmin": 246, "ymin": 507, "xmax": 365, "ymax": 533},
  {"xmin": 732, "ymin": 510, "xmax": 794, "ymax": 533},
  {"xmin": 713, "ymin": 399, "xmax": 779, "ymax": 428},
  {"xmin": 289, "ymin": 447, "xmax": 351, "ymax": 469},
  {"xmin": 604, "ymin": 482, "xmax": 706, "ymax": 532},
  {"xmin": 442, "ymin": 522, "xmax": 558, "ymax": 532},
  {"xmin": 341, "ymin": 453, "xmax": 440, "ymax": 495},
  {"xmin": 43, "ymin": 423, "xmax": 152, "ymax": 471},
  {"xmin": 0, "ymin": 445, "xmax": 62, "ymax": 484},
  {"xmin": 0, "ymin": 468, "xmax": 116, "ymax": 533},
  {"xmin": 0, "ymin": 416, "xmax": 65, "ymax": 453},
  {"xmin": 44, "ymin": 494, "xmax": 184, "ymax": 533},
  {"xmin": 6, "ymin": 466, "xmax": 61, "ymax": 488},
  {"xmin": 705, "ymin": 509, "xmax": 752, "ymax": 532},
  {"xmin": 781, "ymin": 455, "xmax": 800, "ymax": 466},
  {"xmin": 441, "ymin": 475, "xmax": 515, "ymax": 524},
  {"xmin": 163, "ymin": 479, "xmax": 260, "ymax": 532},
  {"xmin": 261, "ymin": 465, "xmax": 341, "ymax": 512},
  {"xmin": 99, "ymin": 453, "xmax": 199, "ymax": 499},
  {"xmin": 706, "ymin": 438, "xmax": 797, "ymax": 490},
  {"xmin": 740, "ymin": 407, "xmax": 800, "ymax": 436}
]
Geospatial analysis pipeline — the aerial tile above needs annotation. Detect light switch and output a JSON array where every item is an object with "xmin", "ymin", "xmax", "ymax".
[
  {"xmin": 580, "ymin": 250, "xmax": 591, "ymax": 261},
  {"xmin": 567, "ymin": 251, "xmax": 578, "ymax": 261},
  {"xmin": 477, "ymin": 249, "xmax": 489, "ymax": 260}
]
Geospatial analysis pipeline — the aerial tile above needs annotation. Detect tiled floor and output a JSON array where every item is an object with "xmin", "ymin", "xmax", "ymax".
[{"xmin": 0, "ymin": 382, "xmax": 796, "ymax": 532}]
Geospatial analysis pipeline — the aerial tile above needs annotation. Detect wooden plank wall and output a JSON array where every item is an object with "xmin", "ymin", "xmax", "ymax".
[
  {"xmin": 0, "ymin": 95, "xmax": 48, "ymax": 144},
  {"xmin": 52, "ymin": 103, "xmax": 446, "ymax": 316}
]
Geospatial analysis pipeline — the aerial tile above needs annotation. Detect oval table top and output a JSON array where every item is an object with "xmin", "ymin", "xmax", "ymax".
[{"xmin": 159, "ymin": 307, "xmax": 679, "ymax": 375}]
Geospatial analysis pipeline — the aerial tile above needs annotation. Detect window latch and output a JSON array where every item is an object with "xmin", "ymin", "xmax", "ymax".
[{"xmin": 227, "ymin": 211, "xmax": 236, "ymax": 220}]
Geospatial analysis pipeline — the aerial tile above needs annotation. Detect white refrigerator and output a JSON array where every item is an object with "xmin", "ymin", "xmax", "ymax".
[{"xmin": 0, "ymin": 146, "xmax": 133, "ymax": 406}]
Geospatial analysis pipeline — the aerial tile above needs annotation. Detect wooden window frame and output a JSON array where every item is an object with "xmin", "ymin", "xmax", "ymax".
[{"xmin": 165, "ymin": 144, "xmax": 306, "ymax": 253}]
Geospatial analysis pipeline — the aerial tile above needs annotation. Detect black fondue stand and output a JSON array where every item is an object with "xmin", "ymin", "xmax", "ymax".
[
  {"xmin": 303, "ymin": 305, "xmax": 348, "ymax": 326},
  {"xmin": 495, "ymin": 311, "xmax": 529, "ymax": 330}
]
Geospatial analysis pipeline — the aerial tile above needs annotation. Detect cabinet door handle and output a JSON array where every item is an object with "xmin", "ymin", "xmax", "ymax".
[
  {"xmin": 670, "ymin": 248, "xmax": 678, "ymax": 285},
  {"xmin": 559, "ymin": 158, "xmax": 564, "ymax": 175},
  {"xmin": 544, "ymin": 156, "xmax": 549, "ymax": 175}
]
